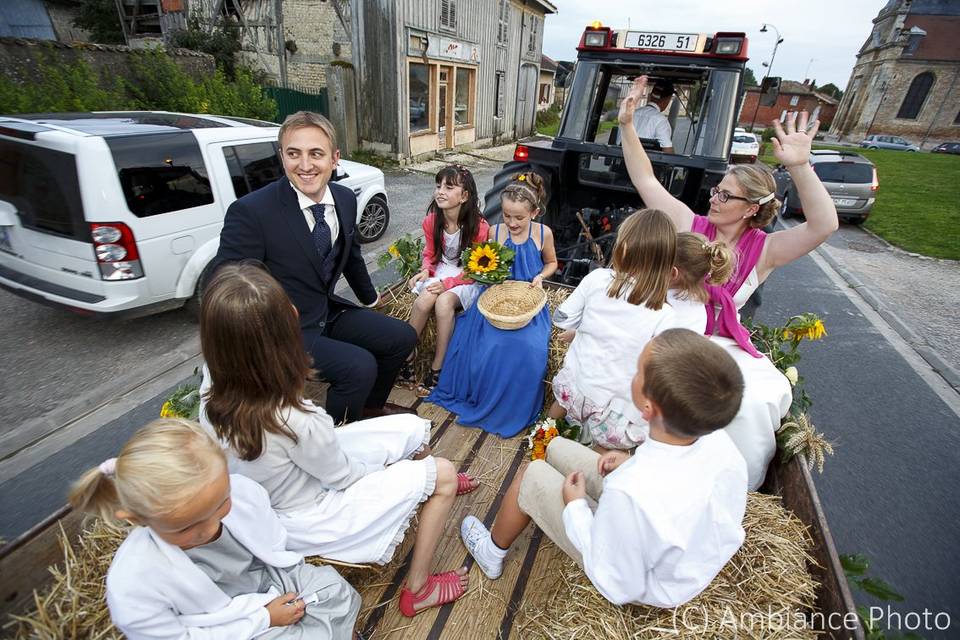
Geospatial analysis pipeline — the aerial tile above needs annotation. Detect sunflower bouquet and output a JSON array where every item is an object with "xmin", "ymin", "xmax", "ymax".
[
  {"xmin": 460, "ymin": 241, "xmax": 515, "ymax": 285},
  {"xmin": 377, "ymin": 234, "xmax": 424, "ymax": 281}
]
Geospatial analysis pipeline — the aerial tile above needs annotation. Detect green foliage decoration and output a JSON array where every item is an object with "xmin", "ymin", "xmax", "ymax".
[{"xmin": 377, "ymin": 234, "xmax": 425, "ymax": 281}]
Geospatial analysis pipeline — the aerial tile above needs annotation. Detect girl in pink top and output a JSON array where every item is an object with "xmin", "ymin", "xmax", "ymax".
[{"xmin": 406, "ymin": 165, "xmax": 490, "ymax": 391}]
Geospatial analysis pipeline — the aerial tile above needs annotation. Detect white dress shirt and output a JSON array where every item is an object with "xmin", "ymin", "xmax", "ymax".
[
  {"xmin": 632, "ymin": 103, "xmax": 673, "ymax": 150},
  {"xmin": 292, "ymin": 182, "xmax": 339, "ymax": 244}
]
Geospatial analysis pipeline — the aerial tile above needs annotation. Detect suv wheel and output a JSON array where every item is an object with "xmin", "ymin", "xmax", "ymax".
[{"xmin": 358, "ymin": 195, "xmax": 390, "ymax": 243}]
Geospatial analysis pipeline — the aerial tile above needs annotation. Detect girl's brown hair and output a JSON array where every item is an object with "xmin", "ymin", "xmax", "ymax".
[
  {"xmin": 501, "ymin": 171, "xmax": 547, "ymax": 212},
  {"xmin": 200, "ymin": 262, "xmax": 313, "ymax": 460},
  {"xmin": 428, "ymin": 164, "xmax": 482, "ymax": 266},
  {"xmin": 607, "ymin": 208, "xmax": 676, "ymax": 308},
  {"xmin": 674, "ymin": 232, "xmax": 736, "ymax": 302},
  {"xmin": 727, "ymin": 164, "xmax": 780, "ymax": 228},
  {"xmin": 69, "ymin": 418, "xmax": 226, "ymax": 524}
]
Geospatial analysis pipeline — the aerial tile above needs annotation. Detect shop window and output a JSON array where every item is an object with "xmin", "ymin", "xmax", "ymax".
[
  {"xmin": 410, "ymin": 63, "xmax": 430, "ymax": 132},
  {"xmin": 897, "ymin": 72, "xmax": 934, "ymax": 120},
  {"xmin": 455, "ymin": 68, "xmax": 474, "ymax": 126},
  {"xmin": 440, "ymin": 0, "xmax": 457, "ymax": 32},
  {"xmin": 495, "ymin": 72, "xmax": 505, "ymax": 118}
]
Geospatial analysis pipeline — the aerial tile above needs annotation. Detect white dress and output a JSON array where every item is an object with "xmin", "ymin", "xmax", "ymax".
[
  {"xmin": 710, "ymin": 267, "xmax": 793, "ymax": 490},
  {"xmin": 666, "ymin": 289, "xmax": 708, "ymax": 333},
  {"xmin": 412, "ymin": 228, "xmax": 481, "ymax": 310},
  {"xmin": 552, "ymin": 269, "xmax": 675, "ymax": 449}
]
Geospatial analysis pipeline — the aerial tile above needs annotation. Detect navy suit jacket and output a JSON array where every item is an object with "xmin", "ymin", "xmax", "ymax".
[{"xmin": 212, "ymin": 177, "xmax": 378, "ymax": 329}]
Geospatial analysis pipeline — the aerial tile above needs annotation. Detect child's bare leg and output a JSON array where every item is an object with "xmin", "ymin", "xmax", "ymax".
[
  {"xmin": 405, "ymin": 457, "xmax": 467, "ymax": 609},
  {"xmin": 409, "ymin": 291, "xmax": 439, "ymax": 337},
  {"xmin": 431, "ymin": 292, "xmax": 462, "ymax": 370},
  {"xmin": 547, "ymin": 401, "xmax": 567, "ymax": 421},
  {"xmin": 490, "ymin": 465, "xmax": 532, "ymax": 549}
]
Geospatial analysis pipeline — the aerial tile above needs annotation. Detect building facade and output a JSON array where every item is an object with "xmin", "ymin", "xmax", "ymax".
[
  {"xmin": 739, "ymin": 80, "xmax": 839, "ymax": 129},
  {"xmin": 830, "ymin": 0, "xmax": 960, "ymax": 149},
  {"xmin": 537, "ymin": 54, "xmax": 556, "ymax": 111},
  {"xmin": 353, "ymin": 0, "xmax": 556, "ymax": 159}
]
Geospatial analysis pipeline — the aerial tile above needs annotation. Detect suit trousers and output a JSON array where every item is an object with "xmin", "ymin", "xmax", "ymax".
[{"xmin": 302, "ymin": 305, "xmax": 417, "ymax": 423}]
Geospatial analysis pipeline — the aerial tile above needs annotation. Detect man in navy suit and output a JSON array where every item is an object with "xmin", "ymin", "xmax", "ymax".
[{"xmin": 212, "ymin": 111, "xmax": 417, "ymax": 423}]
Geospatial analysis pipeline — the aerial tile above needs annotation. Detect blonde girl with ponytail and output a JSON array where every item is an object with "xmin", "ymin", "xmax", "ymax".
[
  {"xmin": 69, "ymin": 418, "xmax": 359, "ymax": 640},
  {"xmin": 667, "ymin": 232, "xmax": 736, "ymax": 332}
]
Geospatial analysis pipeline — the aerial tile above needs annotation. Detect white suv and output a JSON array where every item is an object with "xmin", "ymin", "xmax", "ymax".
[
  {"xmin": 730, "ymin": 128, "xmax": 760, "ymax": 163},
  {"xmin": 0, "ymin": 112, "xmax": 389, "ymax": 318}
]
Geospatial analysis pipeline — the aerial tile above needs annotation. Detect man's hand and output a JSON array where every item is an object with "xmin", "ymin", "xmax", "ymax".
[
  {"xmin": 562, "ymin": 471, "xmax": 588, "ymax": 505},
  {"xmin": 597, "ymin": 450, "xmax": 630, "ymax": 477},
  {"xmin": 408, "ymin": 269, "xmax": 429, "ymax": 289},
  {"xmin": 266, "ymin": 593, "xmax": 306, "ymax": 627},
  {"xmin": 426, "ymin": 280, "xmax": 445, "ymax": 295},
  {"xmin": 618, "ymin": 76, "xmax": 648, "ymax": 126}
]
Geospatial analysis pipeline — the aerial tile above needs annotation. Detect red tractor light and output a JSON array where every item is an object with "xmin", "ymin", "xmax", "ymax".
[{"xmin": 514, "ymin": 145, "xmax": 530, "ymax": 162}]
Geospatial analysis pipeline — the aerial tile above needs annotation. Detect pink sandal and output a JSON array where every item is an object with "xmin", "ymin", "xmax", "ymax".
[
  {"xmin": 456, "ymin": 472, "xmax": 478, "ymax": 496},
  {"xmin": 398, "ymin": 569, "xmax": 467, "ymax": 617}
]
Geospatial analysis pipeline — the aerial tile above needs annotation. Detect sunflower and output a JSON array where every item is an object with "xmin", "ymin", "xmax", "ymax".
[
  {"xmin": 387, "ymin": 244, "xmax": 400, "ymax": 258},
  {"xmin": 783, "ymin": 318, "xmax": 827, "ymax": 341},
  {"xmin": 160, "ymin": 401, "xmax": 177, "ymax": 418},
  {"xmin": 467, "ymin": 245, "xmax": 500, "ymax": 273}
]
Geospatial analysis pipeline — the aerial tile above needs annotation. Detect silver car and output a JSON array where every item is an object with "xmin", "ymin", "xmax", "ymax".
[
  {"xmin": 859, "ymin": 134, "xmax": 919, "ymax": 152},
  {"xmin": 774, "ymin": 151, "xmax": 878, "ymax": 225}
]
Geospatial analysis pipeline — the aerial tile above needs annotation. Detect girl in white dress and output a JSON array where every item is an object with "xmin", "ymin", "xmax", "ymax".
[
  {"xmin": 69, "ymin": 418, "xmax": 360, "ymax": 640},
  {"xmin": 550, "ymin": 209, "xmax": 677, "ymax": 450},
  {"xmin": 619, "ymin": 75, "xmax": 838, "ymax": 489},
  {"xmin": 405, "ymin": 165, "xmax": 490, "ymax": 391},
  {"xmin": 200, "ymin": 262, "xmax": 478, "ymax": 617}
]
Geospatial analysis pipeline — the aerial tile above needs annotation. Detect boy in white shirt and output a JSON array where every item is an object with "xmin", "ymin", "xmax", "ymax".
[{"xmin": 461, "ymin": 328, "xmax": 748, "ymax": 607}]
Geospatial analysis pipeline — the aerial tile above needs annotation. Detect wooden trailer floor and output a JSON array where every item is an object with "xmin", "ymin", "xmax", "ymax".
[{"xmin": 340, "ymin": 386, "xmax": 561, "ymax": 640}]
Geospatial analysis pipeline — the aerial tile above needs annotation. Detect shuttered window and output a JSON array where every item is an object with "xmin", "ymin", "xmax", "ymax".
[
  {"xmin": 497, "ymin": 0, "xmax": 509, "ymax": 44},
  {"xmin": 896, "ymin": 72, "xmax": 934, "ymax": 120},
  {"xmin": 527, "ymin": 15, "xmax": 539, "ymax": 54},
  {"xmin": 440, "ymin": 0, "xmax": 457, "ymax": 31},
  {"xmin": 495, "ymin": 72, "xmax": 505, "ymax": 118}
]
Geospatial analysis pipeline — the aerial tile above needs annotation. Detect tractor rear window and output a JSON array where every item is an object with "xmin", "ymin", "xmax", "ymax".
[
  {"xmin": 813, "ymin": 163, "xmax": 872, "ymax": 183},
  {"xmin": 106, "ymin": 132, "xmax": 214, "ymax": 217}
]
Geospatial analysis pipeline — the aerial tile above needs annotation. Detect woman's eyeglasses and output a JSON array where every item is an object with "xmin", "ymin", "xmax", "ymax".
[{"xmin": 709, "ymin": 186, "xmax": 753, "ymax": 204}]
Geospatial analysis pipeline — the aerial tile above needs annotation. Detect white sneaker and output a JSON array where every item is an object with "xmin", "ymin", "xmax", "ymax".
[{"xmin": 460, "ymin": 515, "xmax": 505, "ymax": 579}]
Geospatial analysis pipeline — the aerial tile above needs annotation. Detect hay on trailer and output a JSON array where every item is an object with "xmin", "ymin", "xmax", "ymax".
[{"xmin": 515, "ymin": 493, "xmax": 820, "ymax": 640}]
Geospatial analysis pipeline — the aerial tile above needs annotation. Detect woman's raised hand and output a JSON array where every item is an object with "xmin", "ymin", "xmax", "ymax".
[
  {"xmin": 618, "ymin": 76, "xmax": 648, "ymax": 126},
  {"xmin": 771, "ymin": 111, "xmax": 819, "ymax": 168}
]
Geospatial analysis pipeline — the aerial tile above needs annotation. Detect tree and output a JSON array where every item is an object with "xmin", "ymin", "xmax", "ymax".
[
  {"xmin": 73, "ymin": 0, "xmax": 125, "ymax": 45},
  {"xmin": 817, "ymin": 82, "xmax": 844, "ymax": 100},
  {"xmin": 744, "ymin": 67, "xmax": 759, "ymax": 87}
]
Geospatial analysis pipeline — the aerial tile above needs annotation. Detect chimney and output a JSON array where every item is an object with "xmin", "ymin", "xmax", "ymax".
[{"xmin": 803, "ymin": 78, "xmax": 810, "ymax": 86}]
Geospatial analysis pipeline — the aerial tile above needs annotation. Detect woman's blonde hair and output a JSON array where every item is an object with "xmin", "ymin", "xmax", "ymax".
[
  {"xmin": 68, "ymin": 418, "xmax": 226, "ymax": 524},
  {"xmin": 607, "ymin": 208, "xmax": 676, "ymax": 308},
  {"xmin": 501, "ymin": 171, "xmax": 546, "ymax": 212},
  {"xmin": 726, "ymin": 164, "xmax": 780, "ymax": 228},
  {"xmin": 201, "ymin": 262, "xmax": 312, "ymax": 461},
  {"xmin": 674, "ymin": 232, "xmax": 736, "ymax": 302}
]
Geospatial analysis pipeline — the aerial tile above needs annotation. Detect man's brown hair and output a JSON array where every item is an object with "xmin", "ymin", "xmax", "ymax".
[
  {"xmin": 642, "ymin": 328, "xmax": 744, "ymax": 437},
  {"xmin": 278, "ymin": 110, "xmax": 339, "ymax": 150},
  {"xmin": 200, "ymin": 261, "xmax": 313, "ymax": 460}
]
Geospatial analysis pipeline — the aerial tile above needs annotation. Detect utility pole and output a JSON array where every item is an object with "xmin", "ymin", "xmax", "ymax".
[{"xmin": 748, "ymin": 23, "xmax": 783, "ymax": 132}]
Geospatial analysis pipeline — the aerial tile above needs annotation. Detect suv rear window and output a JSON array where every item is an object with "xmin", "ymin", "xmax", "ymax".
[
  {"xmin": 733, "ymin": 135, "xmax": 757, "ymax": 143},
  {"xmin": 106, "ymin": 132, "xmax": 214, "ymax": 217},
  {"xmin": 224, "ymin": 142, "xmax": 283, "ymax": 198},
  {"xmin": 0, "ymin": 139, "xmax": 86, "ymax": 239},
  {"xmin": 813, "ymin": 162, "xmax": 873, "ymax": 183}
]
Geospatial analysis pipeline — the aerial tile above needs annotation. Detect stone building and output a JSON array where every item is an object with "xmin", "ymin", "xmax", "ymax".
[
  {"xmin": 830, "ymin": 0, "xmax": 960, "ymax": 149},
  {"xmin": 352, "ymin": 0, "xmax": 557, "ymax": 159},
  {"xmin": 739, "ymin": 79, "xmax": 839, "ymax": 129}
]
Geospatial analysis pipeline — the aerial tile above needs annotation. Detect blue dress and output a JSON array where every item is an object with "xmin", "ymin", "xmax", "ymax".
[{"xmin": 428, "ymin": 224, "xmax": 551, "ymax": 437}]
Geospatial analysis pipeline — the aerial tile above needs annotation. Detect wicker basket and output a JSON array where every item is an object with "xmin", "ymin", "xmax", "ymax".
[{"xmin": 478, "ymin": 280, "xmax": 548, "ymax": 330}]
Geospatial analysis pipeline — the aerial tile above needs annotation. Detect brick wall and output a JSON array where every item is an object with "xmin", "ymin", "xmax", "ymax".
[{"xmin": 739, "ymin": 90, "xmax": 838, "ymax": 129}]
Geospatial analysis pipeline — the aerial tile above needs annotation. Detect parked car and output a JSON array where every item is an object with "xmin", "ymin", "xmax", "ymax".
[
  {"xmin": 932, "ymin": 141, "xmax": 960, "ymax": 155},
  {"xmin": 730, "ymin": 128, "xmax": 760, "ymax": 163},
  {"xmin": 0, "ymin": 111, "xmax": 390, "ymax": 318},
  {"xmin": 859, "ymin": 134, "xmax": 919, "ymax": 152},
  {"xmin": 774, "ymin": 150, "xmax": 878, "ymax": 225}
]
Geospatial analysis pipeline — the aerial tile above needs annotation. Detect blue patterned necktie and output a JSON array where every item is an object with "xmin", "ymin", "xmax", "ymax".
[{"xmin": 309, "ymin": 203, "xmax": 335, "ymax": 282}]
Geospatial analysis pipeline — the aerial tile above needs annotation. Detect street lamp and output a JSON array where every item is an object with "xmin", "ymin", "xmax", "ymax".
[{"xmin": 748, "ymin": 23, "xmax": 783, "ymax": 132}]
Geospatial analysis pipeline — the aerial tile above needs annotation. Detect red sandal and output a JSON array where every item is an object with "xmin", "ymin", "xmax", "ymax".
[
  {"xmin": 456, "ymin": 472, "xmax": 478, "ymax": 496},
  {"xmin": 398, "ymin": 569, "xmax": 467, "ymax": 617}
]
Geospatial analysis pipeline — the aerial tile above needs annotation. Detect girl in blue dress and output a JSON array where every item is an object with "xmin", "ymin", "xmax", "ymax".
[{"xmin": 428, "ymin": 172, "xmax": 558, "ymax": 437}]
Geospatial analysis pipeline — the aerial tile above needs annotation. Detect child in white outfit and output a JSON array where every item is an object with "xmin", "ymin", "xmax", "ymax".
[
  {"xmin": 461, "ymin": 329, "xmax": 748, "ymax": 608},
  {"xmin": 666, "ymin": 231, "xmax": 736, "ymax": 333},
  {"xmin": 69, "ymin": 418, "xmax": 360, "ymax": 640}
]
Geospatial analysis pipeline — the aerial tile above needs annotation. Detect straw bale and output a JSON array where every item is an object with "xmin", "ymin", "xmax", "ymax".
[{"xmin": 515, "ymin": 493, "xmax": 819, "ymax": 640}]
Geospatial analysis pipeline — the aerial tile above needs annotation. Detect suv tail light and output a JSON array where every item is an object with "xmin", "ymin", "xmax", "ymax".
[
  {"xmin": 514, "ymin": 145, "xmax": 530, "ymax": 162},
  {"xmin": 89, "ymin": 223, "xmax": 144, "ymax": 281},
  {"xmin": 870, "ymin": 167, "xmax": 879, "ymax": 192}
]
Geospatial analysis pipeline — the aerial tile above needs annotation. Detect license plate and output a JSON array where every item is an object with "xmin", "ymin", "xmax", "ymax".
[
  {"xmin": 832, "ymin": 198, "xmax": 856, "ymax": 207},
  {"xmin": 624, "ymin": 31, "xmax": 699, "ymax": 52},
  {"xmin": 0, "ymin": 227, "xmax": 12, "ymax": 253}
]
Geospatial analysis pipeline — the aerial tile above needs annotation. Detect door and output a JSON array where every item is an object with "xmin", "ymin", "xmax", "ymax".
[
  {"xmin": 438, "ymin": 65, "xmax": 455, "ymax": 149},
  {"xmin": 515, "ymin": 63, "xmax": 538, "ymax": 137}
]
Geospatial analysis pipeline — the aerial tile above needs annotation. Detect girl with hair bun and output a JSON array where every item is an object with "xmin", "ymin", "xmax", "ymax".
[
  {"xmin": 429, "ymin": 171, "xmax": 558, "ymax": 437},
  {"xmin": 619, "ymin": 75, "xmax": 839, "ymax": 490},
  {"xmin": 69, "ymin": 418, "xmax": 360, "ymax": 640},
  {"xmin": 668, "ymin": 232, "xmax": 736, "ymax": 333}
]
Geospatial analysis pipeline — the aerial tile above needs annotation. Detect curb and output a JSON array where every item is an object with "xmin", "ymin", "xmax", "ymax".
[{"xmin": 815, "ymin": 243, "xmax": 960, "ymax": 392}]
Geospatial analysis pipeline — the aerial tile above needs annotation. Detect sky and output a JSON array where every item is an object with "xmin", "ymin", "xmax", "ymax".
[{"xmin": 541, "ymin": 0, "xmax": 889, "ymax": 90}]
